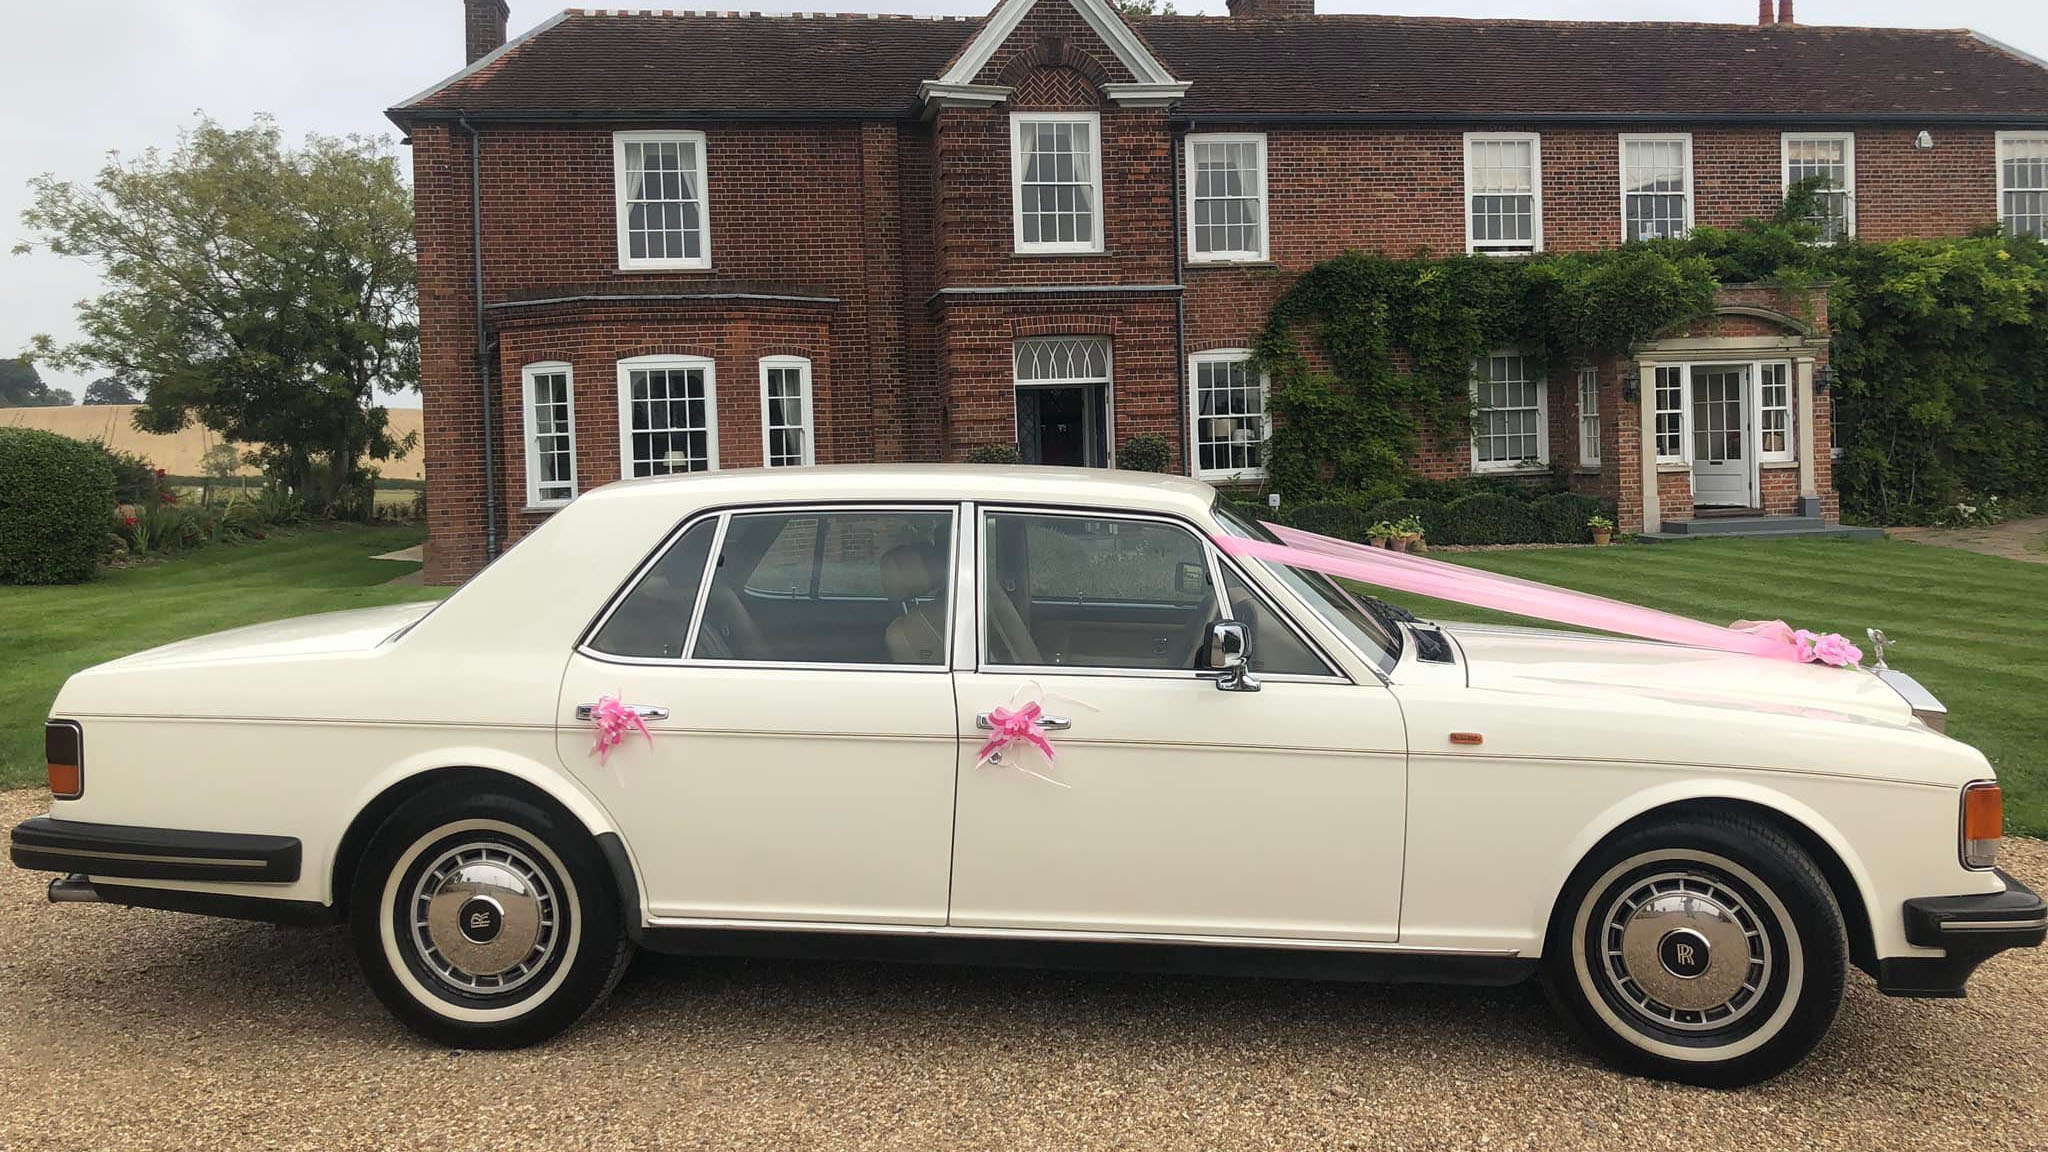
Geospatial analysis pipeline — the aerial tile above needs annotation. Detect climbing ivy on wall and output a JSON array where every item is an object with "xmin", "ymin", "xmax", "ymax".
[{"xmin": 1256, "ymin": 184, "xmax": 2048, "ymax": 523}]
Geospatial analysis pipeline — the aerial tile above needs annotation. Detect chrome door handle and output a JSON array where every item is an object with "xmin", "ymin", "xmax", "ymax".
[
  {"xmin": 575, "ymin": 703, "xmax": 670, "ymax": 722},
  {"xmin": 976, "ymin": 711, "xmax": 1071, "ymax": 731}
]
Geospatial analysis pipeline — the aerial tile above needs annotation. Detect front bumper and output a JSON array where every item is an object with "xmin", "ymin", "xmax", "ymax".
[
  {"xmin": 9, "ymin": 816, "xmax": 300, "ymax": 883},
  {"xmin": 1876, "ymin": 869, "xmax": 2048, "ymax": 998}
]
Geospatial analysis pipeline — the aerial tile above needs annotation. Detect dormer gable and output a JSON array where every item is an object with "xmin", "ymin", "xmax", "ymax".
[{"xmin": 919, "ymin": 0, "xmax": 1189, "ymax": 114}]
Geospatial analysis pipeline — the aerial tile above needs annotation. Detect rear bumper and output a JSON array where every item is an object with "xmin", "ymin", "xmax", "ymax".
[
  {"xmin": 1877, "ymin": 869, "xmax": 2048, "ymax": 998},
  {"xmin": 9, "ymin": 816, "xmax": 300, "ymax": 883}
]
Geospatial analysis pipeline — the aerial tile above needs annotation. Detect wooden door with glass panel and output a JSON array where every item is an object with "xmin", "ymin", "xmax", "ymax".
[{"xmin": 947, "ymin": 507, "xmax": 1409, "ymax": 942}]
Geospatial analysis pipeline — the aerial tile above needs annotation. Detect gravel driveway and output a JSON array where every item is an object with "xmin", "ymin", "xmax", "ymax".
[{"xmin": 3, "ymin": 786, "xmax": 2043, "ymax": 1151}]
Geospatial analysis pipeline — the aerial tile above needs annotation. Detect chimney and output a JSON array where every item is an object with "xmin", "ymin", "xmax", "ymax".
[
  {"xmin": 1224, "ymin": 0, "xmax": 1315, "ymax": 17},
  {"xmin": 465, "ymin": 0, "xmax": 510, "ymax": 65},
  {"xmin": 1777, "ymin": 0, "xmax": 1794, "ymax": 23},
  {"xmin": 1758, "ymin": 0, "xmax": 1772, "ymax": 25}
]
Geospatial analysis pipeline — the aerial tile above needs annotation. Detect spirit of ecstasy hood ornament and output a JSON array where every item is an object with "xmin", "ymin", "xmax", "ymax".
[{"xmin": 1867, "ymin": 628, "xmax": 1892, "ymax": 670}]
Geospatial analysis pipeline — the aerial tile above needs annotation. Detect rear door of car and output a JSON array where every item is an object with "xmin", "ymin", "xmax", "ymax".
[{"xmin": 555, "ymin": 503, "xmax": 961, "ymax": 926}]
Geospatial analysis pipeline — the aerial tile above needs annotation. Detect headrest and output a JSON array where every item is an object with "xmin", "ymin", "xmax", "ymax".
[{"xmin": 880, "ymin": 542, "xmax": 943, "ymax": 601}]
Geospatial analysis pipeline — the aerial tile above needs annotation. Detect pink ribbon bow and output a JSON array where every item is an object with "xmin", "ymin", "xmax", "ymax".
[
  {"xmin": 977, "ymin": 702, "xmax": 1058, "ymax": 767},
  {"xmin": 1732, "ymin": 620, "xmax": 1864, "ymax": 667},
  {"xmin": 589, "ymin": 694, "xmax": 652, "ymax": 764}
]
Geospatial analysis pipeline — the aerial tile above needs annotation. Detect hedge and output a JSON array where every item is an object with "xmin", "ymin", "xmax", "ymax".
[
  {"xmin": 1117, "ymin": 434, "xmax": 1171, "ymax": 473},
  {"xmin": 1442, "ymin": 493, "xmax": 1541, "ymax": 546},
  {"xmin": 1530, "ymin": 491, "xmax": 1604, "ymax": 544},
  {"xmin": 1282, "ymin": 501, "xmax": 1373, "ymax": 542},
  {"xmin": 0, "ymin": 427, "xmax": 116, "ymax": 584}
]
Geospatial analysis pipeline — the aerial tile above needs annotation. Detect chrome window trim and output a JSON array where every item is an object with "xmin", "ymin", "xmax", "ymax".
[
  {"xmin": 576, "ymin": 501, "xmax": 962, "ymax": 672},
  {"xmin": 1211, "ymin": 549, "xmax": 1347, "ymax": 681}
]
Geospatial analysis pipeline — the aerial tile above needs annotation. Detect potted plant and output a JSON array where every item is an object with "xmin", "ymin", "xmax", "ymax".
[
  {"xmin": 1367, "ymin": 520, "xmax": 1399, "ymax": 549},
  {"xmin": 1587, "ymin": 513, "xmax": 1615, "ymax": 546},
  {"xmin": 1394, "ymin": 515, "xmax": 1426, "ymax": 553}
]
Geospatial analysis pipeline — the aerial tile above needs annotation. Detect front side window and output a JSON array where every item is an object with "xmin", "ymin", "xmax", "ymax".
[
  {"xmin": 983, "ymin": 511, "xmax": 1216, "ymax": 671},
  {"xmin": 1012, "ymin": 113, "xmax": 1102, "ymax": 254},
  {"xmin": 1190, "ymin": 350, "xmax": 1268, "ymax": 481},
  {"xmin": 1999, "ymin": 132, "xmax": 2048, "ymax": 238},
  {"xmin": 1783, "ymin": 133, "xmax": 1855, "ymax": 242},
  {"xmin": 1471, "ymin": 352, "xmax": 1547, "ymax": 472},
  {"xmin": 618, "ymin": 355, "xmax": 716, "ymax": 478},
  {"xmin": 1187, "ymin": 133, "xmax": 1267, "ymax": 262},
  {"xmin": 1465, "ymin": 133, "xmax": 1541, "ymax": 254},
  {"xmin": 1759, "ymin": 361, "xmax": 1793, "ymax": 462},
  {"xmin": 759, "ymin": 357, "xmax": 813, "ymax": 467},
  {"xmin": 1621, "ymin": 135, "xmax": 1693, "ymax": 241},
  {"xmin": 1217, "ymin": 567, "xmax": 1334, "ymax": 676},
  {"xmin": 1576, "ymin": 366, "xmax": 1600, "ymax": 467},
  {"xmin": 1654, "ymin": 365, "xmax": 1685, "ymax": 462},
  {"xmin": 521, "ymin": 362, "xmax": 576, "ymax": 507},
  {"xmin": 614, "ymin": 130, "xmax": 710, "ymax": 270},
  {"xmin": 695, "ymin": 509, "xmax": 954, "ymax": 666},
  {"xmin": 1210, "ymin": 499, "xmax": 1399, "ymax": 672}
]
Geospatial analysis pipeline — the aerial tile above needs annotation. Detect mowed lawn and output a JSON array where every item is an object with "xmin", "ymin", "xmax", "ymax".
[
  {"xmin": 1374, "ymin": 536, "xmax": 2048, "ymax": 837},
  {"xmin": 0, "ymin": 526, "xmax": 446, "ymax": 791}
]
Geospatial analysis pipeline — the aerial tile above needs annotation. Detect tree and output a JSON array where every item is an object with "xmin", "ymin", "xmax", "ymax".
[
  {"xmin": 1114, "ymin": 0, "xmax": 1176, "ymax": 13},
  {"xmin": 0, "ymin": 358, "xmax": 73, "ymax": 406},
  {"xmin": 17, "ymin": 116, "xmax": 418, "ymax": 512},
  {"xmin": 81, "ymin": 375, "xmax": 142, "ymax": 405}
]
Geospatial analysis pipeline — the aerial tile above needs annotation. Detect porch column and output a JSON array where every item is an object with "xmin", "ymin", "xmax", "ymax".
[
  {"xmin": 1794, "ymin": 357, "xmax": 1819, "ymax": 514},
  {"xmin": 1637, "ymin": 360, "xmax": 1660, "ymax": 533}
]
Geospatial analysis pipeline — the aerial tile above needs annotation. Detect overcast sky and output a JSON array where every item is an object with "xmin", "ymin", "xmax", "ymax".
[{"xmin": 4, "ymin": 0, "xmax": 2044, "ymax": 408}]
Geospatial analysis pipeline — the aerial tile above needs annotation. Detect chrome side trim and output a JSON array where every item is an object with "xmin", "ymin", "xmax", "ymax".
[
  {"xmin": 637, "ymin": 914, "xmax": 1519, "ymax": 957},
  {"xmin": 1876, "ymin": 667, "xmax": 1947, "ymax": 733},
  {"xmin": 1938, "ymin": 918, "xmax": 2048, "ymax": 933}
]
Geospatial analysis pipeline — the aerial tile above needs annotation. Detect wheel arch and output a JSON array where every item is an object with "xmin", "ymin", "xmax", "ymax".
[
  {"xmin": 328, "ymin": 755, "xmax": 629, "ymax": 923},
  {"xmin": 1540, "ymin": 785, "xmax": 1878, "ymax": 976}
]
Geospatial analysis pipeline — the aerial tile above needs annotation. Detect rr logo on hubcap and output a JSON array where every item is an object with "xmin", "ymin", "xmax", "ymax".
[
  {"xmin": 1658, "ymin": 928, "xmax": 1712, "ymax": 979},
  {"xmin": 458, "ymin": 896, "xmax": 504, "ymax": 944}
]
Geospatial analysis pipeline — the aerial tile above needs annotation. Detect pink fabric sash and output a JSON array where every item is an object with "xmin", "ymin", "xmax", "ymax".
[{"xmin": 1213, "ymin": 523, "xmax": 1819, "ymax": 663}]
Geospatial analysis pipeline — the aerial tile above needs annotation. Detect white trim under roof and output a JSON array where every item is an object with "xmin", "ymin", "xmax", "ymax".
[
  {"xmin": 392, "ymin": 10, "xmax": 572, "ymax": 112},
  {"xmin": 925, "ymin": 0, "xmax": 1186, "ymax": 111}
]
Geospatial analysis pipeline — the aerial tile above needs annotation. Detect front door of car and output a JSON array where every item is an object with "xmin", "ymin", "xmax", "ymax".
[
  {"xmin": 555, "ymin": 505, "xmax": 961, "ymax": 926},
  {"xmin": 947, "ymin": 508, "xmax": 1408, "ymax": 942}
]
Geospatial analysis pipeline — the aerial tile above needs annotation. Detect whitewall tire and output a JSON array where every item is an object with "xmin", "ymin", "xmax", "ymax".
[{"xmin": 349, "ymin": 785, "xmax": 632, "ymax": 1048}]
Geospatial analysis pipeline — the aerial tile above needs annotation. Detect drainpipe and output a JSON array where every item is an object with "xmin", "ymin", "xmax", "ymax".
[
  {"xmin": 459, "ymin": 112, "xmax": 499, "ymax": 562},
  {"xmin": 1171, "ymin": 117, "xmax": 1190, "ymax": 476}
]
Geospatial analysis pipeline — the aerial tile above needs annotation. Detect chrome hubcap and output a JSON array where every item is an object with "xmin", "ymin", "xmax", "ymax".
[
  {"xmin": 1599, "ymin": 871, "xmax": 1772, "ymax": 1031},
  {"xmin": 409, "ymin": 841, "xmax": 560, "ymax": 995}
]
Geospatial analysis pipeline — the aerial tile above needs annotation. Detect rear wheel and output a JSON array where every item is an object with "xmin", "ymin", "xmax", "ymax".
[
  {"xmin": 1541, "ymin": 813, "xmax": 1846, "ymax": 1087},
  {"xmin": 348, "ymin": 785, "xmax": 632, "ymax": 1048}
]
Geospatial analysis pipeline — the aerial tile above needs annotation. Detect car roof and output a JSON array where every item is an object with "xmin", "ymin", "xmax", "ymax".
[{"xmin": 580, "ymin": 464, "xmax": 1225, "ymax": 520}]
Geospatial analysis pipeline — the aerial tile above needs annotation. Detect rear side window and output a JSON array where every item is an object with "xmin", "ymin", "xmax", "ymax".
[{"xmin": 588, "ymin": 519, "xmax": 718, "ymax": 658}]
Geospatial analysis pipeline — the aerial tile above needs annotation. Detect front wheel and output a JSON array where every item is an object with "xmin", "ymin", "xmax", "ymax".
[
  {"xmin": 1541, "ymin": 813, "xmax": 1847, "ymax": 1087},
  {"xmin": 349, "ymin": 785, "xmax": 632, "ymax": 1048}
]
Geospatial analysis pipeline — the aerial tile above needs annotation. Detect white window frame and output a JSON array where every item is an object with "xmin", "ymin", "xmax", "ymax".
[
  {"xmin": 1463, "ymin": 132, "xmax": 1544, "ymax": 255},
  {"xmin": 1011, "ymin": 111, "xmax": 1104, "ymax": 255},
  {"xmin": 1619, "ymin": 133, "xmax": 1695, "ymax": 242},
  {"xmin": 1757, "ymin": 361, "xmax": 1795, "ymax": 464},
  {"xmin": 520, "ymin": 361, "xmax": 577, "ymax": 508},
  {"xmin": 1576, "ymin": 366, "xmax": 1600, "ymax": 468},
  {"xmin": 1996, "ymin": 131, "xmax": 2048, "ymax": 238},
  {"xmin": 616, "ymin": 354, "xmax": 718, "ymax": 478},
  {"xmin": 1781, "ymin": 132, "xmax": 1856, "ymax": 242},
  {"xmin": 1653, "ymin": 364, "xmax": 1688, "ymax": 464},
  {"xmin": 613, "ymin": 129, "xmax": 712, "ymax": 271},
  {"xmin": 1185, "ymin": 132, "xmax": 1268, "ymax": 264},
  {"xmin": 1187, "ymin": 348, "xmax": 1270, "ymax": 482},
  {"xmin": 758, "ymin": 355, "xmax": 815, "ymax": 468},
  {"xmin": 1469, "ymin": 351, "xmax": 1549, "ymax": 474}
]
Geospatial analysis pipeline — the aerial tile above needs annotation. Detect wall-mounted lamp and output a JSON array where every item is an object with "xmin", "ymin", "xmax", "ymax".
[
  {"xmin": 1915, "ymin": 130, "xmax": 1934, "ymax": 150},
  {"xmin": 1621, "ymin": 367, "xmax": 1641, "ymax": 403},
  {"xmin": 1815, "ymin": 364, "xmax": 1837, "ymax": 394}
]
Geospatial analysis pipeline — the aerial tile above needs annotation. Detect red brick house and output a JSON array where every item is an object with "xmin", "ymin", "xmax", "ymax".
[{"xmin": 390, "ymin": 0, "xmax": 2048, "ymax": 583}]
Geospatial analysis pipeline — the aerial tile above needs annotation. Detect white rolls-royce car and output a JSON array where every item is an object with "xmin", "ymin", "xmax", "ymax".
[{"xmin": 11, "ymin": 466, "xmax": 2042, "ymax": 1085}]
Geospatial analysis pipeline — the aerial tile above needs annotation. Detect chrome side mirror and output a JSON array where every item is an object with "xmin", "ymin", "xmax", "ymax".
[{"xmin": 1199, "ymin": 620, "xmax": 1260, "ymax": 693}]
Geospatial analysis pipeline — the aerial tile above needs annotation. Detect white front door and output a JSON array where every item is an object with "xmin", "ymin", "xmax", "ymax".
[
  {"xmin": 947, "ymin": 508, "xmax": 1408, "ymax": 942},
  {"xmin": 556, "ymin": 506, "xmax": 962, "ymax": 925},
  {"xmin": 1690, "ymin": 364, "xmax": 1754, "ymax": 508}
]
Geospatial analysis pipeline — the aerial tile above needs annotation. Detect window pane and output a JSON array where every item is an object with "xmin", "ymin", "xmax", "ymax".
[
  {"xmin": 1193, "ymin": 355, "xmax": 1268, "ymax": 476},
  {"xmin": 1474, "ymin": 354, "xmax": 1542, "ymax": 465},
  {"xmin": 1191, "ymin": 137, "xmax": 1264, "ymax": 257},
  {"xmin": 626, "ymin": 365, "xmax": 710, "ymax": 477},
  {"xmin": 1219, "ymin": 567, "xmax": 1331, "ymax": 676},
  {"xmin": 763, "ymin": 363, "xmax": 810, "ymax": 467},
  {"xmin": 983, "ymin": 512, "xmax": 1215, "ymax": 669},
  {"xmin": 1623, "ymin": 139, "xmax": 1690, "ymax": 240},
  {"xmin": 621, "ymin": 135, "xmax": 705, "ymax": 263},
  {"xmin": 588, "ymin": 519, "xmax": 717, "ymax": 658},
  {"xmin": 1654, "ymin": 365, "xmax": 1685, "ymax": 458},
  {"xmin": 690, "ymin": 511, "xmax": 954, "ymax": 665},
  {"xmin": 2003, "ymin": 136, "xmax": 2048, "ymax": 237},
  {"xmin": 1017, "ymin": 117, "xmax": 1099, "ymax": 249}
]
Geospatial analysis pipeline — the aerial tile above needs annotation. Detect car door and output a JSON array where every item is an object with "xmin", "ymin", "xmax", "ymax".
[
  {"xmin": 948, "ymin": 506, "xmax": 1408, "ymax": 942},
  {"xmin": 556, "ymin": 504, "xmax": 961, "ymax": 926}
]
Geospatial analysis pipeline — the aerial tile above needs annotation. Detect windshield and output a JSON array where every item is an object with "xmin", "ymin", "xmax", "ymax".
[{"xmin": 1211, "ymin": 498, "xmax": 1401, "ymax": 671}]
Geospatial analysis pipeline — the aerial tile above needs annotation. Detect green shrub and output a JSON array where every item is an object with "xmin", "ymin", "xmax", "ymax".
[
  {"xmin": 965, "ymin": 444, "xmax": 1021, "ymax": 465},
  {"xmin": 91, "ymin": 439, "xmax": 164, "ymax": 506},
  {"xmin": 1117, "ymin": 435, "xmax": 1171, "ymax": 473},
  {"xmin": 1530, "ymin": 492, "xmax": 1604, "ymax": 544},
  {"xmin": 1365, "ymin": 497, "xmax": 1452, "ymax": 543},
  {"xmin": 1282, "ymin": 501, "xmax": 1374, "ymax": 542},
  {"xmin": 1442, "ymin": 493, "xmax": 1542, "ymax": 545},
  {"xmin": 0, "ymin": 427, "xmax": 117, "ymax": 584}
]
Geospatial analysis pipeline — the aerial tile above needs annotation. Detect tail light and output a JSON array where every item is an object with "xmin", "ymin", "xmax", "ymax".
[
  {"xmin": 46, "ymin": 720, "xmax": 83, "ymax": 800},
  {"xmin": 1961, "ymin": 781, "xmax": 2002, "ymax": 870}
]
